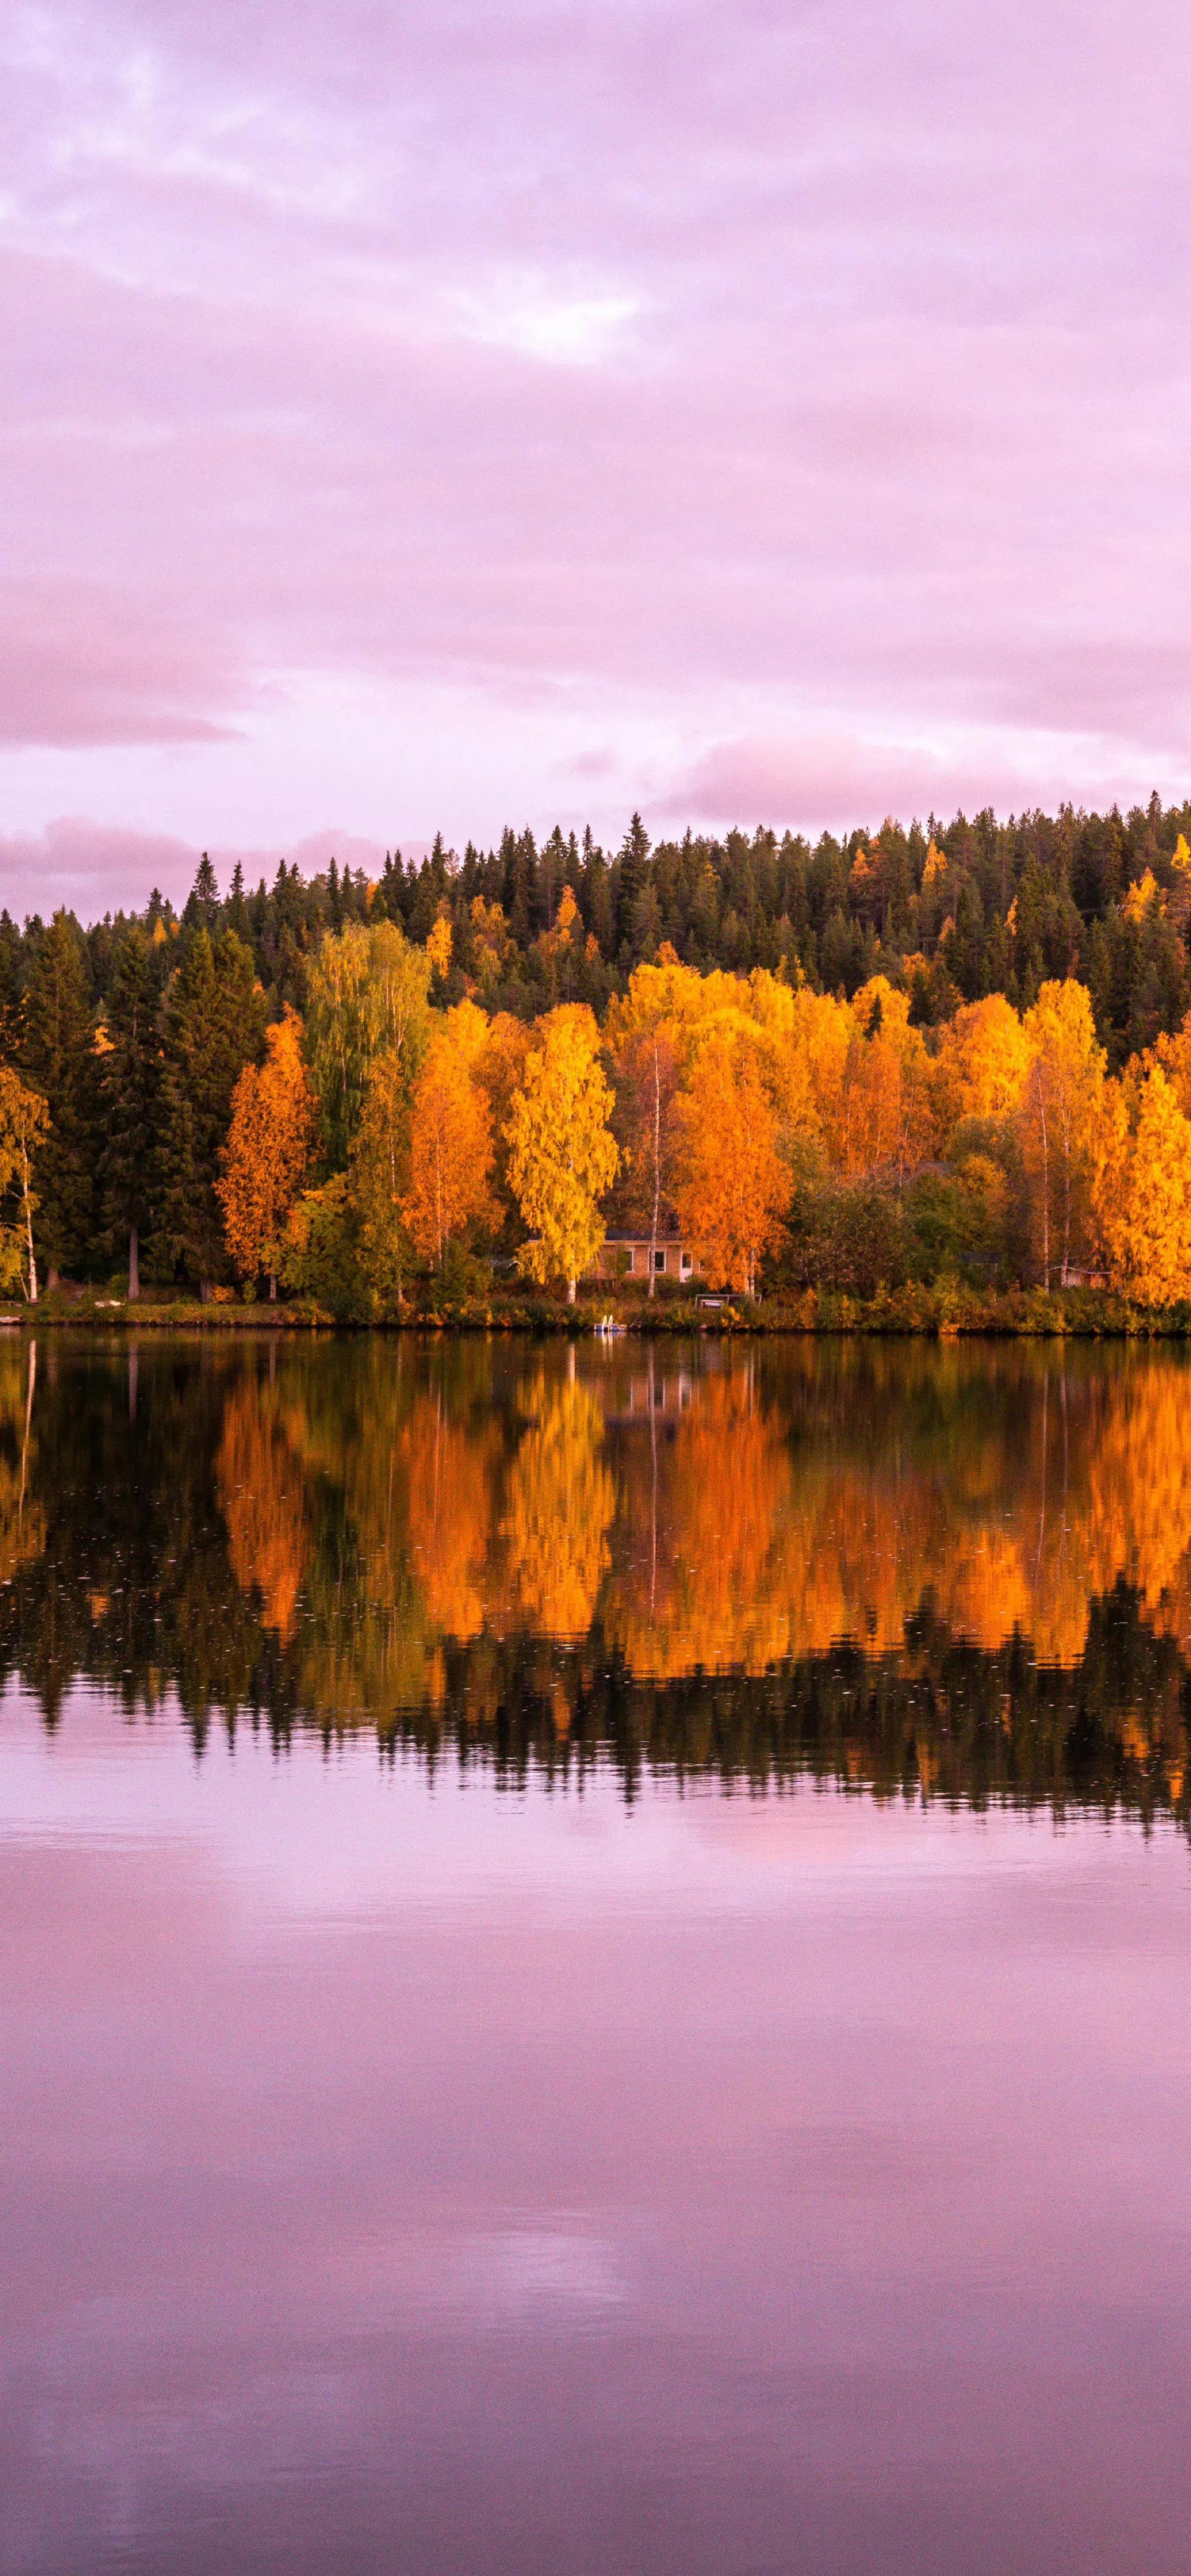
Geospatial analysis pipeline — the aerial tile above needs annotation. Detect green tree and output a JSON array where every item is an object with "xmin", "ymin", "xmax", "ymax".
[
  {"xmin": 20, "ymin": 911, "xmax": 99, "ymax": 1284},
  {"xmin": 305, "ymin": 922, "xmax": 432, "ymax": 1169},
  {"xmin": 350, "ymin": 1051, "xmax": 414, "ymax": 1314},
  {"xmin": 615, "ymin": 813, "xmax": 651, "ymax": 959},
  {"xmin": 158, "ymin": 930, "xmax": 266, "ymax": 1289},
  {"xmin": 100, "ymin": 926, "xmax": 162, "ymax": 1298}
]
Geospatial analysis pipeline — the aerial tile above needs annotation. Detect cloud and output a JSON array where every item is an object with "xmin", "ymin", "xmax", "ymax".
[
  {"xmin": 0, "ymin": 817, "xmax": 388, "ymax": 919},
  {"xmin": 671, "ymin": 730, "xmax": 1174, "ymax": 837},
  {"xmin": 0, "ymin": 582, "xmax": 242, "ymax": 748},
  {"xmin": 3, "ymin": 0, "xmax": 1191, "ymax": 835},
  {"xmin": 0, "ymin": 818, "xmax": 202, "ymax": 916},
  {"xmin": 449, "ymin": 277, "xmax": 643, "ymax": 368}
]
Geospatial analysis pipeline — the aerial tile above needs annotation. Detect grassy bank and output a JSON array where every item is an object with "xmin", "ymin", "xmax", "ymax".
[{"xmin": 8, "ymin": 1282, "xmax": 1191, "ymax": 1337}]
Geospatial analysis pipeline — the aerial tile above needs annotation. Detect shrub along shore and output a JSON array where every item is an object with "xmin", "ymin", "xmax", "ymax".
[{"xmin": 9, "ymin": 1282, "xmax": 1191, "ymax": 1337}]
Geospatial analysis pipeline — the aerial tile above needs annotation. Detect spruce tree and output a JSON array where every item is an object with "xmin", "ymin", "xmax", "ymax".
[
  {"xmin": 225, "ymin": 861, "xmax": 250, "ymax": 942},
  {"xmin": 183, "ymin": 854, "xmax": 220, "ymax": 933},
  {"xmin": 615, "ymin": 813, "xmax": 651, "ymax": 958},
  {"xmin": 0, "ymin": 910, "xmax": 24, "ymax": 1059},
  {"xmin": 157, "ymin": 929, "xmax": 266, "ymax": 1289},
  {"xmin": 100, "ymin": 926, "xmax": 161, "ymax": 1298},
  {"xmin": 20, "ymin": 910, "xmax": 99, "ymax": 1284}
]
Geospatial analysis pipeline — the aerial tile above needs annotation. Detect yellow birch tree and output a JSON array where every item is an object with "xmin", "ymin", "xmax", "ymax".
[
  {"xmin": 506, "ymin": 1005, "xmax": 619, "ymax": 1302},
  {"xmin": 1096, "ymin": 1066, "xmax": 1191, "ymax": 1304},
  {"xmin": 1018, "ymin": 980, "xmax": 1107, "ymax": 1287},
  {"xmin": 0, "ymin": 1069, "xmax": 49, "ymax": 1302}
]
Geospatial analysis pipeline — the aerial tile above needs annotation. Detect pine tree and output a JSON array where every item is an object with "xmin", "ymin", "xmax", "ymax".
[
  {"xmin": 20, "ymin": 911, "xmax": 99, "ymax": 1284},
  {"xmin": 100, "ymin": 926, "xmax": 161, "ymax": 1298}
]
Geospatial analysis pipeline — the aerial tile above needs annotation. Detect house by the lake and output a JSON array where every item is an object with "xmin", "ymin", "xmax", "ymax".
[{"xmin": 594, "ymin": 1232, "xmax": 704, "ymax": 1284}]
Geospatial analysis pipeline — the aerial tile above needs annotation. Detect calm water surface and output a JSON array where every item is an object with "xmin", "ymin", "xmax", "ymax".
[{"xmin": 4, "ymin": 1332, "xmax": 1191, "ymax": 2573}]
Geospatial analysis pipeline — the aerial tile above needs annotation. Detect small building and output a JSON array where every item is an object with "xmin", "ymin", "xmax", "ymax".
[{"xmin": 594, "ymin": 1234, "xmax": 704, "ymax": 1284}]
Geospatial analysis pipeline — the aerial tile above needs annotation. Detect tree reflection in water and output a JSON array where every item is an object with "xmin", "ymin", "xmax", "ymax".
[{"xmin": 2, "ymin": 1329, "xmax": 1191, "ymax": 1829}]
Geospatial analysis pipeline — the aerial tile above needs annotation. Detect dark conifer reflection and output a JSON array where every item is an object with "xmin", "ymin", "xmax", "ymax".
[{"xmin": 2, "ymin": 1330, "xmax": 1191, "ymax": 1827}]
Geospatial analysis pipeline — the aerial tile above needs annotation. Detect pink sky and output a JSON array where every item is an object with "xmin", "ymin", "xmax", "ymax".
[{"xmin": 3, "ymin": 0, "xmax": 1191, "ymax": 914}]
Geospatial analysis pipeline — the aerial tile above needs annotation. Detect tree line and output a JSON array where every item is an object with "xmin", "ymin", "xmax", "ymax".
[{"xmin": 8, "ymin": 801, "xmax": 1191, "ymax": 1303}]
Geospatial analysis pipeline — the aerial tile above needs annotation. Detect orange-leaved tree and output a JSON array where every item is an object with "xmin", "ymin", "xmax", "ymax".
[
  {"xmin": 403, "ymin": 1020, "xmax": 497, "ymax": 1269},
  {"xmin": 506, "ymin": 1004, "xmax": 619, "ymax": 1303},
  {"xmin": 1095, "ymin": 1064, "xmax": 1191, "ymax": 1304},
  {"xmin": 606, "ymin": 1022, "xmax": 682, "ymax": 1293},
  {"xmin": 674, "ymin": 1035, "xmax": 792, "ymax": 1296},
  {"xmin": 828, "ymin": 978, "xmax": 936, "ymax": 1181},
  {"xmin": 933, "ymin": 994, "xmax": 1030, "ymax": 1135},
  {"xmin": 217, "ymin": 1007, "xmax": 316, "ymax": 1298}
]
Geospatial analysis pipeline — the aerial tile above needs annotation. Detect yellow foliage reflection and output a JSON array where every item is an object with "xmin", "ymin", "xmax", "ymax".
[
  {"xmin": 205, "ymin": 1339, "xmax": 1191, "ymax": 1707},
  {"xmin": 500, "ymin": 1368, "xmax": 616, "ymax": 1638}
]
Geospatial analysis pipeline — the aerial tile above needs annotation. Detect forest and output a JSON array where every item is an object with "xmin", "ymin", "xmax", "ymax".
[{"xmin": 5, "ymin": 797, "xmax": 1191, "ymax": 1310}]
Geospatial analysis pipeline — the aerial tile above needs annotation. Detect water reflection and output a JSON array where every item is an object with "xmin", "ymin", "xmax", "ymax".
[{"xmin": 3, "ymin": 1331, "xmax": 1191, "ymax": 1824}]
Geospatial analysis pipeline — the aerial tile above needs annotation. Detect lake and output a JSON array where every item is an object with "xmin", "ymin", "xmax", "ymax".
[{"xmin": 4, "ymin": 1331, "xmax": 1191, "ymax": 2573}]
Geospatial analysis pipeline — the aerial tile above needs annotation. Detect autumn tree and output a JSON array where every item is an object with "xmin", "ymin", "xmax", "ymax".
[
  {"xmin": 933, "ymin": 994, "xmax": 1030, "ymax": 1135},
  {"xmin": 217, "ymin": 1008, "xmax": 317, "ymax": 1297},
  {"xmin": 675, "ymin": 1035, "xmax": 792, "ymax": 1295},
  {"xmin": 0, "ymin": 1068, "xmax": 49, "ymax": 1300},
  {"xmin": 827, "ymin": 980, "xmax": 935, "ymax": 1181},
  {"xmin": 1143, "ymin": 1007, "xmax": 1191, "ymax": 1116},
  {"xmin": 1095, "ymin": 1066, "xmax": 1191, "ymax": 1304},
  {"xmin": 403, "ymin": 1024, "xmax": 496, "ymax": 1269},
  {"xmin": 1017, "ymin": 979, "xmax": 1107, "ymax": 1287},
  {"xmin": 426, "ymin": 913, "xmax": 453, "ymax": 986},
  {"xmin": 474, "ymin": 1011, "xmax": 532, "ymax": 1236},
  {"xmin": 607, "ymin": 1023, "xmax": 682, "ymax": 1291},
  {"xmin": 603, "ymin": 956, "xmax": 729, "ymax": 1282},
  {"xmin": 506, "ymin": 1005, "xmax": 619, "ymax": 1301}
]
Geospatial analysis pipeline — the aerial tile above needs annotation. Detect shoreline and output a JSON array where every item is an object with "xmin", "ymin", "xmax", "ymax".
[{"xmin": 6, "ymin": 1285, "xmax": 1191, "ymax": 1338}]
